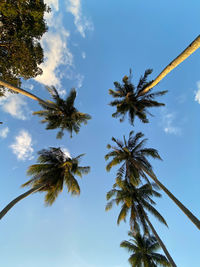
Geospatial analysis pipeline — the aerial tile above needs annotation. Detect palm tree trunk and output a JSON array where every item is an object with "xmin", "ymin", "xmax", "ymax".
[
  {"xmin": 143, "ymin": 211, "xmax": 177, "ymax": 267},
  {"xmin": 143, "ymin": 167, "xmax": 200, "ymax": 230},
  {"xmin": 0, "ymin": 78, "xmax": 53, "ymax": 108},
  {"xmin": 0, "ymin": 185, "xmax": 43, "ymax": 220},
  {"xmin": 139, "ymin": 35, "xmax": 200, "ymax": 96}
]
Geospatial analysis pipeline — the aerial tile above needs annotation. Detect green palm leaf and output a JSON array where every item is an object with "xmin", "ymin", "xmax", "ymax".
[
  {"xmin": 22, "ymin": 147, "xmax": 90, "ymax": 205},
  {"xmin": 109, "ymin": 69, "xmax": 167, "ymax": 125},
  {"xmin": 121, "ymin": 232, "xmax": 170, "ymax": 267},
  {"xmin": 33, "ymin": 87, "xmax": 91, "ymax": 138}
]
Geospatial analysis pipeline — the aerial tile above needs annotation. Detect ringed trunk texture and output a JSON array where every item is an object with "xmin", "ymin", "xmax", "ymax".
[
  {"xmin": 143, "ymin": 212, "xmax": 177, "ymax": 267},
  {"xmin": 139, "ymin": 35, "xmax": 200, "ymax": 96},
  {"xmin": 0, "ymin": 78, "xmax": 52, "ymax": 108},
  {"xmin": 0, "ymin": 185, "xmax": 43, "ymax": 220},
  {"xmin": 143, "ymin": 167, "xmax": 200, "ymax": 230}
]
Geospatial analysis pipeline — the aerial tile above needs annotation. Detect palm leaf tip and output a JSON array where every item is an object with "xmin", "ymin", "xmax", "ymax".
[
  {"xmin": 107, "ymin": 144, "xmax": 111, "ymax": 149},
  {"xmin": 123, "ymin": 75, "xmax": 129, "ymax": 83},
  {"xmin": 105, "ymin": 202, "xmax": 113, "ymax": 211}
]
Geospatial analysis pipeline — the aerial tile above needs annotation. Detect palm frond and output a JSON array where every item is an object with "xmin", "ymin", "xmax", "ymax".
[
  {"xmin": 142, "ymin": 200, "xmax": 168, "ymax": 227},
  {"xmin": 33, "ymin": 86, "xmax": 91, "ymax": 139},
  {"xmin": 117, "ymin": 204, "xmax": 129, "ymax": 225},
  {"xmin": 120, "ymin": 240, "xmax": 138, "ymax": 252},
  {"xmin": 137, "ymin": 69, "xmax": 153, "ymax": 92}
]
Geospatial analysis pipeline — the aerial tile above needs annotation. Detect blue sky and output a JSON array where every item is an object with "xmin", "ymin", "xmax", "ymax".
[{"xmin": 0, "ymin": 0, "xmax": 200, "ymax": 266}]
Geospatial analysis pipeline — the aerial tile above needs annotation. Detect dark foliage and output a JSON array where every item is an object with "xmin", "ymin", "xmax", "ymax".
[
  {"xmin": 0, "ymin": 0, "xmax": 50, "ymax": 95},
  {"xmin": 33, "ymin": 86, "xmax": 91, "ymax": 139},
  {"xmin": 109, "ymin": 69, "xmax": 167, "ymax": 125}
]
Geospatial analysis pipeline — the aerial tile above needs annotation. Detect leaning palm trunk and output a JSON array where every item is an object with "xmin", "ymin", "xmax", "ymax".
[
  {"xmin": 139, "ymin": 35, "xmax": 200, "ymax": 96},
  {"xmin": 143, "ymin": 211, "xmax": 176, "ymax": 267},
  {"xmin": 0, "ymin": 185, "xmax": 44, "ymax": 220},
  {"xmin": 0, "ymin": 78, "xmax": 52, "ymax": 108},
  {"xmin": 142, "ymin": 167, "xmax": 200, "ymax": 230}
]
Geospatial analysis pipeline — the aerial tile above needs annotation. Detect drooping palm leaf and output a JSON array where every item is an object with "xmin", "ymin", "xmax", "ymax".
[
  {"xmin": 22, "ymin": 147, "xmax": 90, "ymax": 205},
  {"xmin": 109, "ymin": 69, "xmax": 167, "ymax": 125},
  {"xmin": 120, "ymin": 232, "xmax": 170, "ymax": 267},
  {"xmin": 33, "ymin": 86, "xmax": 91, "ymax": 138},
  {"xmin": 105, "ymin": 131, "xmax": 200, "ymax": 231},
  {"xmin": 106, "ymin": 181, "xmax": 167, "ymax": 234},
  {"xmin": 105, "ymin": 131, "xmax": 160, "ymax": 186}
]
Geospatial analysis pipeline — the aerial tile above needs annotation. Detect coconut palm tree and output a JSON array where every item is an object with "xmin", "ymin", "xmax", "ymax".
[
  {"xmin": 0, "ymin": 80, "xmax": 91, "ymax": 138},
  {"xmin": 33, "ymin": 86, "xmax": 91, "ymax": 138},
  {"xmin": 109, "ymin": 69, "xmax": 167, "ymax": 125},
  {"xmin": 105, "ymin": 131, "xmax": 200, "ymax": 230},
  {"xmin": 109, "ymin": 36, "xmax": 200, "ymax": 125},
  {"xmin": 0, "ymin": 147, "xmax": 90, "ymax": 220},
  {"xmin": 106, "ymin": 181, "xmax": 176, "ymax": 266},
  {"xmin": 120, "ymin": 231, "xmax": 171, "ymax": 266}
]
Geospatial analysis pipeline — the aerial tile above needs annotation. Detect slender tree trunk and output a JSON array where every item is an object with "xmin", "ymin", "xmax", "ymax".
[
  {"xmin": 143, "ymin": 212, "xmax": 176, "ymax": 267},
  {"xmin": 139, "ymin": 35, "xmax": 200, "ymax": 96},
  {"xmin": 0, "ymin": 78, "xmax": 53, "ymax": 108},
  {"xmin": 0, "ymin": 185, "xmax": 43, "ymax": 220},
  {"xmin": 143, "ymin": 167, "xmax": 200, "ymax": 230}
]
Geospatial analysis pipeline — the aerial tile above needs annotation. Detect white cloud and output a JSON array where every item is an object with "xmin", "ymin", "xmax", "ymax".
[
  {"xmin": 35, "ymin": 3, "xmax": 73, "ymax": 92},
  {"xmin": 76, "ymin": 73, "xmax": 84, "ymax": 88},
  {"xmin": 162, "ymin": 112, "xmax": 181, "ymax": 135},
  {"xmin": 194, "ymin": 81, "xmax": 200, "ymax": 104},
  {"xmin": 62, "ymin": 147, "xmax": 71, "ymax": 159},
  {"xmin": 45, "ymin": 0, "xmax": 59, "ymax": 11},
  {"xmin": 0, "ymin": 92, "xmax": 31, "ymax": 120},
  {"xmin": 0, "ymin": 127, "xmax": 9, "ymax": 138},
  {"xmin": 35, "ymin": 30, "xmax": 73, "ymax": 89},
  {"xmin": 24, "ymin": 83, "xmax": 34, "ymax": 91},
  {"xmin": 35, "ymin": 0, "xmax": 89, "ymax": 91},
  {"xmin": 10, "ymin": 130, "xmax": 34, "ymax": 161},
  {"xmin": 65, "ymin": 70, "xmax": 84, "ymax": 89},
  {"xmin": 81, "ymin": 51, "xmax": 86, "ymax": 59},
  {"xmin": 67, "ymin": 0, "xmax": 93, "ymax": 38}
]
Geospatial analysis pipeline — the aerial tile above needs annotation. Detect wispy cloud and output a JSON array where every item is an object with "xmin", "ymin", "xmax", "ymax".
[
  {"xmin": 161, "ymin": 111, "xmax": 181, "ymax": 135},
  {"xmin": 194, "ymin": 81, "xmax": 200, "ymax": 104},
  {"xmin": 0, "ymin": 127, "xmax": 9, "ymax": 138},
  {"xmin": 64, "ymin": 70, "xmax": 84, "ymax": 89},
  {"xmin": 82, "ymin": 51, "xmax": 86, "ymax": 59},
  {"xmin": 67, "ymin": 0, "xmax": 93, "ymax": 38},
  {"xmin": 45, "ymin": 0, "xmax": 59, "ymax": 11},
  {"xmin": 35, "ymin": 30, "xmax": 73, "ymax": 89},
  {"xmin": 75, "ymin": 73, "xmax": 84, "ymax": 88},
  {"xmin": 35, "ymin": 0, "xmax": 91, "ymax": 92},
  {"xmin": 10, "ymin": 130, "xmax": 34, "ymax": 161},
  {"xmin": 35, "ymin": 2, "xmax": 73, "ymax": 92},
  {"xmin": 0, "ymin": 92, "xmax": 31, "ymax": 120},
  {"xmin": 62, "ymin": 147, "xmax": 71, "ymax": 159}
]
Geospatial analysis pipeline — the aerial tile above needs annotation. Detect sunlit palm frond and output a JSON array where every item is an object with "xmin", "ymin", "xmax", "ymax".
[{"xmin": 22, "ymin": 147, "xmax": 90, "ymax": 205}]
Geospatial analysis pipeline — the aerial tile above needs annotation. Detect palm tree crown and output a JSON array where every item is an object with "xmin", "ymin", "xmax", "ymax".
[
  {"xmin": 22, "ymin": 147, "xmax": 90, "ymax": 205},
  {"xmin": 33, "ymin": 86, "xmax": 91, "ymax": 139},
  {"xmin": 106, "ymin": 181, "xmax": 167, "ymax": 234},
  {"xmin": 120, "ymin": 231, "xmax": 170, "ymax": 267},
  {"xmin": 109, "ymin": 69, "xmax": 167, "ymax": 125},
  {"xmin": 105, "ymin": 130, "xmax": 200, "ymax": 231},
  {"xmin": 105, "ymin": 131, "xmax": 161, "ymax": 186}
]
